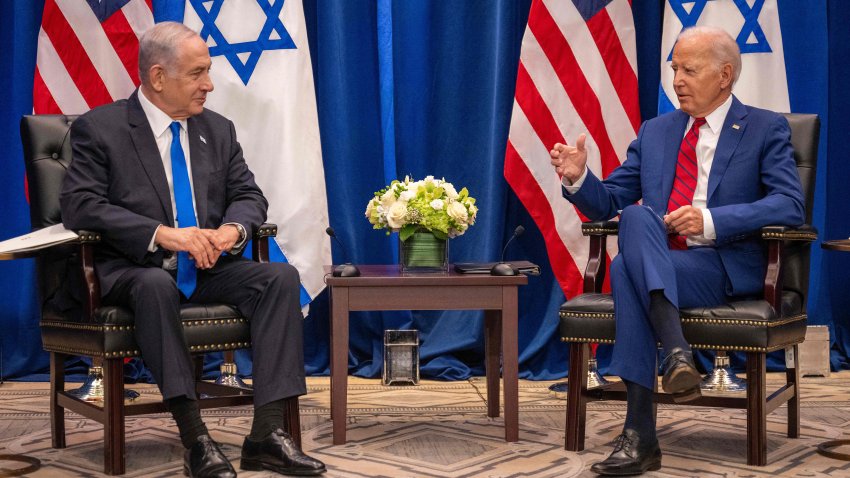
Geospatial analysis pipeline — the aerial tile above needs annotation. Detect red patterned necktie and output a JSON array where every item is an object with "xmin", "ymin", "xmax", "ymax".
[{"xmin": 667, "ymin": 117, "xmax": 706, "ymax": 250}]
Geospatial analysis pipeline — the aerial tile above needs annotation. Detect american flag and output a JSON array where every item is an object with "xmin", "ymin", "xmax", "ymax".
[
  {"xmin": 33, "ymin": 0, "xmax": 154, "ymax": 114},
  {"xmin": 505, "ymin": 0, "xmax": 639, "ymax": 300}
]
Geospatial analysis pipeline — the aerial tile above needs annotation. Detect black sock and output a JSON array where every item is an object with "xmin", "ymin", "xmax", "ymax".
[
  {"xmin": 249, "ymin": 399, "xmax": 285, "ymax": 441},
  {"xmin": 166, "ymin": 396, "xmax": 209, "ymax": 449},
  {"xmin": 623, "ymin": 379, "xmax": 657, "ymax": 444},
  {"xmin": 649, "ymin": 290, "xmax": 689, "ymax": 357}
]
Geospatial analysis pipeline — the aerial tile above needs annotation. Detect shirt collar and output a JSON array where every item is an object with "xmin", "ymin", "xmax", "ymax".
[
  {"xmin": 701, "ymin": 94, "xmax": 733, "ymax": 135},
  {"xmin": 138, "ymin": 87, "xmax": 187, "ymax": 138}
]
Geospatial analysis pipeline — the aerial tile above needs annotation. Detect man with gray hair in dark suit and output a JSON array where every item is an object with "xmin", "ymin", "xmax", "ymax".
[{"xmin": 60, "ymin": 21, "xmax": 325, "ymax": 477}]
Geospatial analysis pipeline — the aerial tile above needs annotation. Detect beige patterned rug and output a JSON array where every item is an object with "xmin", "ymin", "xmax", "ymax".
[{"xmin": 2, "ymin": 373, "xmax": 850, "ymax": 477}]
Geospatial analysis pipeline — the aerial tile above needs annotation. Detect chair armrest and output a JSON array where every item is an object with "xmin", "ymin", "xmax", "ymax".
[
  {"xmin": 251, "ymin": 223, "xmax": 278, "ymax": 263},
  {"xmin": 761, "ymin": 224, "xmax": 818, "ymax": 242},
  {"xmin": 581, "ymin": 221, "xmax": 620, "ymax": 236},
  {"xmin": 580, "ymin": 221, "xmax": 619, "ymax": 293},
  {"xmin": 761, "ymin": 225, "xmax": 817, "ymax": 314}
]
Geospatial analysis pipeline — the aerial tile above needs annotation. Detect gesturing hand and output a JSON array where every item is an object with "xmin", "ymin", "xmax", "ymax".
[
  {"xmin": 550, "ymin": 133, "xmax": 588, "ymax": 184},
  {"xmin": 155, "ymin": 226, "xmax": 219, "ymax": 269}
]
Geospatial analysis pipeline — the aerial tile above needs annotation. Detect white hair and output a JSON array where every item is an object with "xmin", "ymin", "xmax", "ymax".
[
  {"xmin": 678, "ymin": 26, "xmax": 742, "ymax": 85},
  {"xmin": 138, "ymin": 22, "xmax": 200, "ymax": 86}
]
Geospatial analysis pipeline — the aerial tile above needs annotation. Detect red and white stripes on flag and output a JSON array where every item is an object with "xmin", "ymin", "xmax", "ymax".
[
  {"xmin": 33, "ymin": 0, "xmax": 154, "ymax": 114},
  {"xmin": 505, "ymin": 0, "xmax": 640, "ymax": 300}
]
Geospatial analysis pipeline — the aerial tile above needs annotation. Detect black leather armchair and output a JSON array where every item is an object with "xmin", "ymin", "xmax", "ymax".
[
  {"xmin": 558, "ymin": 113, "xmax": 820, "ymax": 466},
  {"xmin": 7, "ymin": 114, "xmax": 300, "ymax": 475}
]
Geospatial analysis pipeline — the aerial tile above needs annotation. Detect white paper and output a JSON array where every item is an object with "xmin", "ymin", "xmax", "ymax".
[{"xmin": 0, "ymin": 223, "xmax": 79, "ymax": 254}]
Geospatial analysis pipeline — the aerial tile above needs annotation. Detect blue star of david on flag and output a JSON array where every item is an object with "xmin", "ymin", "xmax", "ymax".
[
  {"xmin": 86, "ymin": 0, "xmax": 131, "ymax": 22},
  {"xmin": 666, "ymin": 0, "xmax": 772, "ymax": 61},
  {"xmin": 189, "ymin": 0, "xmax": 296, "ymax": 85}
]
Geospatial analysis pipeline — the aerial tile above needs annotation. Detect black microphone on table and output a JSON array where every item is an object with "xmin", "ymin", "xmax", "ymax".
[
  {"xmin": 325, "ymin": 227, "xmax": 361, "ymax": 277},
  {"xmin": 490, "ymin": 225, "xmax": 525, "ymax": 276}
]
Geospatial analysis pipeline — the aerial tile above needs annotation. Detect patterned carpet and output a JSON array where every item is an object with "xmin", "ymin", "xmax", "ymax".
[{"xmin": 1, "ymin": 373, "xmax": 850, "ymax": 477}]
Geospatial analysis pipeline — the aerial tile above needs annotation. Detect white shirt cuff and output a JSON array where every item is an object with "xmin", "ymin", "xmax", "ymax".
[
  {"xmin": 148, "ymin": 225, "xmax": 162, "ymax": 253},
  {"xmin": 701, "ymin": 208, "xmax": 717, "ymax": 240},
  {"xmin": 561, "ymin": 167, "xmax": 589, "ymax": 194}
]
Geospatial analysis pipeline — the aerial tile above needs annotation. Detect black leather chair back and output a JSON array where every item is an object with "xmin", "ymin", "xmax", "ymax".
[
  {"xmin": 780, "ymin": 113, "xmax": 819, "ymax": 313},
  {"xmin": 20, "ymin": 115, "xmax": 79, "ymax": 310}
]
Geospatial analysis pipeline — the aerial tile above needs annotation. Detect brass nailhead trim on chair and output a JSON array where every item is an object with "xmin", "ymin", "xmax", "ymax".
[
  {"xmin": 680, "ymin": 314, "xmax": 806, "ymax": 328},
  {"xmin": 559, "ymin": 312, "xmax": 615, "ymax": 319},
  {"xmin": 560, "ymin": 337, "xmax": 616, "ymax": 344},
  {"xmin": 184, "ymin": 318, "xmax": 247, "ymax": 327},
  {"xmin": 582, "ymin": 227, "xmax": 619, "ymax": 236},
  {"xmin": 44, "ymin": 344, "xmax": 104, "ymax": 357},
  {"xmin": 762, "ymin": 231, "xmax": 817, "ymax": 241}
]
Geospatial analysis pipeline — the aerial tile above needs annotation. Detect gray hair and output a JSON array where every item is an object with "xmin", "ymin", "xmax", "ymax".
[
  {"xmin": 138, "ymin": 22, "xmax": 200, "ymax": 86},
  {"xmin": 678, "ymin": 26, "xmax": 742, "ymax": 85}
]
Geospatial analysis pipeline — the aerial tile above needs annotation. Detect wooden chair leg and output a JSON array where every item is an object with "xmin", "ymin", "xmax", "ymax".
[
  {"xmin": 746, "ymin": 352, "xmax": 767, "ymax": 466},
  {"xmin": 284, "ymin": 396, "xmax": 302, "ymax": 448},
  {"xmin": 103, "ymin": 358, "xmax": 126, "ymax": 475},
  {"xmin": 49, "ymin": 352, "xmax": 66, "ymax": 449},
  {"xmin": 787, "ymin": 344, "xmax": 801, "ymax": 438},
  {"xmin": 565, "ymin": 342, "xmax": 590, "ymax": 451}
]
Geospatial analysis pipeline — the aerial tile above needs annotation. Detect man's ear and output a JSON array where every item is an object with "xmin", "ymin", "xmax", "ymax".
[
  {"xmin": 719, "ymin": 63, "xmax": 733, "ymax": 89},
  {"xmin": 149, "ymin": 65, "xmax": 166, "ymax": 92}
]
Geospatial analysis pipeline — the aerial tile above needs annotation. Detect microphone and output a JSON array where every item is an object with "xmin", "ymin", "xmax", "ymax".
[
  {"xmin": 491, "ymin": 225, "xmax": 525, "ymax": 276},
  {"xmin": 326, "ymin": 227, "xmax": 361, "ymax": 277}
]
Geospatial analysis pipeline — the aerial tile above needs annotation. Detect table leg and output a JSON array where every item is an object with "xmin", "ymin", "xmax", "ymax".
[
  {"xmin": 501, "ymin": 286, "xmax": 519, "ymax": 442},
  {"xmin": 330, "ymin": 287, "xmax": 350, "ymax": 445},
  {"xmin": 484, "ymin": 310, "xmax": 501, "ymax": 418}
]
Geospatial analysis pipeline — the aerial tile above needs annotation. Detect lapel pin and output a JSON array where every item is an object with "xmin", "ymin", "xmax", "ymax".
[
  {"xmin": 199, "ymin": 135, "xmax": 207, "ymax": 144},
  {"xmin": 732, "ymin": 124, "xmax": 740, "ymax": 130}
]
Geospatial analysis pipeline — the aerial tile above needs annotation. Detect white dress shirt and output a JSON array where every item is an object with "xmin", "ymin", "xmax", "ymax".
[{"xmin": 563, "ymin": 94, "xmax": 734, "ymax": 246}]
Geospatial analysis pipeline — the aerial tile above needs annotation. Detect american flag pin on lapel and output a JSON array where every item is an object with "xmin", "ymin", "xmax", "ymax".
[
  {"xmin": 199, "ymin": 135, "xmax": 207, "ymax": 144},
  {"xmin": 732, "ymin": 124, "xmax": 740, "ymax": 130}
]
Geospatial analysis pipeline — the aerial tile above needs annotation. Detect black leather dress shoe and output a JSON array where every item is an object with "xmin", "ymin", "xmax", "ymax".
[
  {"xmin": 590, "ymin": 429, "xmax": 661, "ymax": 476},
  {"xmin": 241, "ymin": 428, "xmax": 326, "ymax": 476},
  {"xmin": 661, "ymin": 347, "xmax": 702, "ymax": 403},
  {"xmin": 183, "ymin": 434, "xmax": 236, "ymax": 478}
]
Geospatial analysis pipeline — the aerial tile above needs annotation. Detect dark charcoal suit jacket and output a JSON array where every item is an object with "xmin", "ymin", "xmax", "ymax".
[{"xmin": 60, "ymin": 90, "xmax": 268, "ymax": 296}]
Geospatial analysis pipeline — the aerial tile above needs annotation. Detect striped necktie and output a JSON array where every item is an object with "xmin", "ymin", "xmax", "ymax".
[
  {"xmin": 169, "ymin": 121, "xmax": 198, "ymax": 298},
  {"xmin": 667, "ymin": 117, "xmax": 706, "ymax": 250}
]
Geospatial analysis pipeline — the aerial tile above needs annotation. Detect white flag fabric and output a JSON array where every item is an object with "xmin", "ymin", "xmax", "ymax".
[
  {"xmin": 659, "ymin": 0, "xmax": 790, "ymax": 113},
  {"xmin": 183, "ymin": 0, "xmax": 330, "ymax": 306}
]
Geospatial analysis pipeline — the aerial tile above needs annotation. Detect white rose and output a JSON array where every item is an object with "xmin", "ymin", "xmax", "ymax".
[
  {"xmin": 399, "ymin": 190, "xmax": 416, "ymax": 202},
  {"xmin": 386, "ymin": 202, "xmax": 408, "ymax": 229},
  {"xmin": 447, "ymin": 201, "xmax": 468, "ymax": 223},
  {"xmin": 443, "ymin": 182, "xmax": 459, "ymax": 199},
  {"xmin": 380, "ymin": 190, "xmax": 396, "ymax": 209},
  {"xmin": 430, "ymin": 199, "xmax": 445, "ymax": 210},
  {"xmin": 365, "ymin": 200, "xmax": 376, "ymax": 220}
]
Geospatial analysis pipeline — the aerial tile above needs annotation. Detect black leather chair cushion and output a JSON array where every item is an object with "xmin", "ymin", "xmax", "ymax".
[
  {"xmin": 559, "ymin": 291, "xmax": 806, "ymax": 352},
  {"xmin": 40, "ymin": 304, "xmax": 250, "ymax": 359}
]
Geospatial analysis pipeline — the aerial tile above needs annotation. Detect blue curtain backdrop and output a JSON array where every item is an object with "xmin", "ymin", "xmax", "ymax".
[{"xmin": 1, "ymin": 0, "xmax": 849, "ymax": 381}]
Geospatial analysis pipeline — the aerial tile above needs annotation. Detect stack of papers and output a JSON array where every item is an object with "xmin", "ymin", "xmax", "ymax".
[{"xmin": 0, "ymin": 223, "xmax": 79, "ymax": 254}]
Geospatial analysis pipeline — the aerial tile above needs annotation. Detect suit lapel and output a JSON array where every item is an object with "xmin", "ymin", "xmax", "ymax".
[
  {"xmin": 707, "ymin": 96, "xmax": 748, "ymax": 201},
  {"xmin": 187, "ymin": 118, "xmax": 209, "ymax": 228},
  {"xmin": 661, "ymin": 111, "xmax": 690, "ymax": 212},
  {"xmin": 127, "ymin": 91, "xmax": 174, "ymax": 226}
]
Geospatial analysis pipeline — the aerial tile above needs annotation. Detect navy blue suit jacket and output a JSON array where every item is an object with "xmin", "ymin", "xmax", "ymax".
[
  {"xmin": 564, "ymin": 96, "xmax": 805, "ymax": 297},
  {"xmin": 60, "ymin": 90, "xmax": 268, "ymax": 296}
]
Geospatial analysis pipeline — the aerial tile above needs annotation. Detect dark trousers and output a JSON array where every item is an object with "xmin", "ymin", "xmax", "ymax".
[
  {"xmin": 103, "ymin": 255, "xmax": 306, "ymax": 407},
  {"xmin": 607, "ymin": 205, "xmax": 728, "ymax": 390}
]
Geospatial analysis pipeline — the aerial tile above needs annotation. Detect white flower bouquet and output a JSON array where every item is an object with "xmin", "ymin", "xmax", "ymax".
[{"xmin": 365, "ymin": 175, "xmax": 478, "ymax": 241}]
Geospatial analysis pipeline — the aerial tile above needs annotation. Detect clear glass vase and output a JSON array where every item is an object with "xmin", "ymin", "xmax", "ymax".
[{"xmin": 399, "ymin": 230, "xmax": 449, "ymax": 273}]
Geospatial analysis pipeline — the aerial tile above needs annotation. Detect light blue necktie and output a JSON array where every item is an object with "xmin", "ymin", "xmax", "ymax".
[{"xmin": 169, "ymin": 121, "xmax": 197, "ymax": 298}]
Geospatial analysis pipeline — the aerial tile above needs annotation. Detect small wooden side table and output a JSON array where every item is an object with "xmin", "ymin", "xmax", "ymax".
[
  {"xmin": 325, "ymin": 264, "xmax": 528, "ymax": 445},
  {"xmin": 816, "ymin": 240, "xmax": 850, "ymax": 460}
]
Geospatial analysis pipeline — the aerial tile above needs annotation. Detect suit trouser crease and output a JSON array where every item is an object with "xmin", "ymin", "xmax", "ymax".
[
  {"xmin": 104, "ymin": 257, "xmax": 307, "ymax": 406},
  {"xmin": 608, "ymin": 205, "xmax": 728, "ymax": 390}
]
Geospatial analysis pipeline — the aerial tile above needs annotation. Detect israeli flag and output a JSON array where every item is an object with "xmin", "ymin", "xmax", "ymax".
[
  {"xmin": 659, "ymin": 0, "xmax": 790, "ymax": 114},
  {"xmin": 183, "ymin": 0, "xmax": 331, "ymax": 308}
]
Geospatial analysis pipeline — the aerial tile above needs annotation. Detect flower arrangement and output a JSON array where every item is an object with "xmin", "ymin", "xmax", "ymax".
[{"xmin": 365, "ymin": 175, "xmax": 478, "ymax": 241}]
